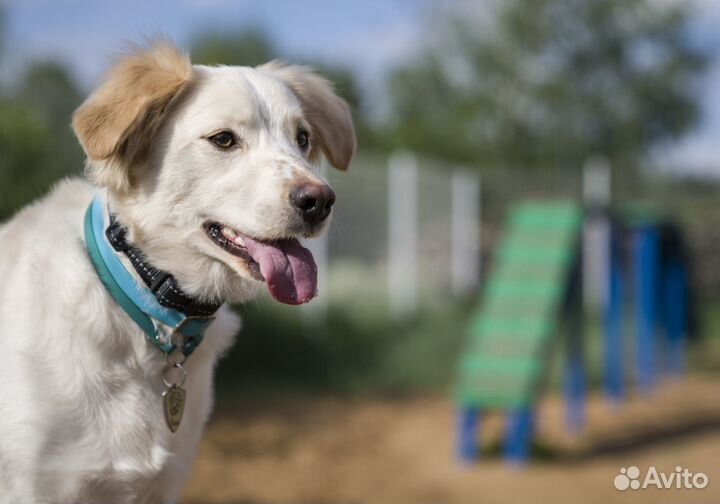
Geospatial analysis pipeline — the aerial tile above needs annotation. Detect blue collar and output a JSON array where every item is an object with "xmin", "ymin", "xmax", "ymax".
[{"xmin": 83, "ymin": 195, "xmax": 214, "ymax": 356}]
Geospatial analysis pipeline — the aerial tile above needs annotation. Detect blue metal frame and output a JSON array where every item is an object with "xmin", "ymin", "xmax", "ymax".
[
  {"xmin": 503, "ymin": 408, "xmax": 534, "ymax": 463},
  {"xmin": 661, "ymin": 257, "xmax": 687, "ymax": 375},
  {"xmin": 456, "ymin": 407, "xmax": 481, "ymax": 463},
  {"xmin": 564, "ymin": 251, "xmax": 585, "ymax": 433},
  {"xmin": 456, "ymin": 217, "xmax": 692, "ymax": 466},
  {"xmin": 633, "ymin": 227, "xmax": 658, "ymax": 394},
  {"xmin": 603, "ymin": 228, "xmax": 625, "ymax": 400},
  {"xmin": 565, "ymin": 336, "xmax": 585, "ymax": 433}
]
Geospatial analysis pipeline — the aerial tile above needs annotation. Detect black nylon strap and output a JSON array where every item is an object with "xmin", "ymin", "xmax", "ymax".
[{"xmin": 105, "ymin": 215, "xmax": 222, "ymax": 318}]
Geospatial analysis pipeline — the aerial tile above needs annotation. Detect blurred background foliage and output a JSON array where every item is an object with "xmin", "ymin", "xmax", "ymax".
[
  {"xmin": 388, "ymin": 0, "xmax": 708, "ymax": 169},
  {"xmin": 1, "ymin": 0, "xmax": 719, "ymax": 397},
  {"xmin": 216, "ymin": 302, "xmax": 470, "ymax": 397}
]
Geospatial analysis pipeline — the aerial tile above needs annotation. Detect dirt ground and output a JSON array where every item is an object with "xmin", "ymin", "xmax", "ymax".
[{"xmin": 182, "ymin": 375, "xmax": 720, "ymax": 504}]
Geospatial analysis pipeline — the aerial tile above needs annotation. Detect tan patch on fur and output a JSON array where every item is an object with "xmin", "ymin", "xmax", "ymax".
[
  {"xmin": 72, "ymin": 41, "xmax": 192, "ymax": 191},
  {"xmin": 259, "ymin": 61, "xmax": 356, "ymax": 171}
]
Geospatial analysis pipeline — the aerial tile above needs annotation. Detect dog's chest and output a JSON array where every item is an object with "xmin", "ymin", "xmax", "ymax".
[
  {"xmin": 40, "ymin": 310, "xmax": 233, "ymax": 501},
  {"xmin": 31, "ymin": 315, "xmax": 232, "ymax": 502},
  {"xmin": 38, "ymin": 358, "xmax": 197, "ymax": 500},
  {"xmin": 40, "ymin": 361, "xmax": 215, "ymax": 503}
]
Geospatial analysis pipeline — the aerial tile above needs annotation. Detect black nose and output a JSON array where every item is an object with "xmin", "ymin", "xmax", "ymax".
[{"xmin": 290, "ymin": 184, "xmax": 336, "ymax": 226}]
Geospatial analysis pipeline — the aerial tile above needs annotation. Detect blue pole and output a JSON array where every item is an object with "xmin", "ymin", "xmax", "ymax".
[
  {"xmin": 565, "ymin": 341, "xmax": 585, "ymax": 434},
  {"xmin": 662, "ymin": 258, "xmax": 687, "ymax": 375},
  {"xmin": 603, "ymin": 229, "xmax": 624, "ymax": 400},
  {"xmin": 456, "ymin": 407, "xmax": 481, "ymax": 463},
  {"xmin": 565, "ymin": 337, "xmax": 585, "ymax": 433},
  {"xmin": 564, "ymin": 256, "xmax": 585, "ymax": 433},
  {"xmin": 503, "ymin": 407, "xmax": 534, "ymax": 464},
  {"xmin": 633, "ymin": 226, "xmax": 658, "ymax": 394}
]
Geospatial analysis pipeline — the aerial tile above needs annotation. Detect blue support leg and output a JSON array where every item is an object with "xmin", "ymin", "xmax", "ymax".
[
  {"xmin": 603, "ymin": 231, "xmax": 624, "ymax": 401},
  {"xmin": 633, "ymin": 227, "xmax": 658, "ymax": 394},
  {"xmin": 565, "ymin": 337, "xmax": 585, "ymax": 433},
  {"xmin": 456, "ymin": 407, "xmax": 481, "ymax": 463},
  {"xmin": 662, "ymin": 258, "xmax": 687, "ymax": 375},
  {"xmin": 564, "ymin": 255, "xmax": 585, "ymax": 433},
  {"xmin": 503, "ymin": 408, "xmax": 534, "ymax": 464}
]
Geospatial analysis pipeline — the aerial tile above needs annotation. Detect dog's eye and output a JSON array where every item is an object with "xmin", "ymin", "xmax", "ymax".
[
  {"xmin": 296, "ymin": 130, "xmax": 309, "ymax": 150},
  {"xmin": 208, "ymin": 131, "xmax": 236, "ymax": 149}
]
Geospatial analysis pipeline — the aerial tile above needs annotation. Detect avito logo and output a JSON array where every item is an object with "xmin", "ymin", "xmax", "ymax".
[{"xmin": 614, "ymin": 466, "xmax": 709, "ymax": 491}]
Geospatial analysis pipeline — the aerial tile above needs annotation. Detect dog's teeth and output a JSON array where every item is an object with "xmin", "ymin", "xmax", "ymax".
[
  {"xmin": 221, "ymin": 227, "xmax": 237, "ymax": 240},
  {"xmin": 233, "ymin": 236, "xmax": 246, "ymax": 247}
]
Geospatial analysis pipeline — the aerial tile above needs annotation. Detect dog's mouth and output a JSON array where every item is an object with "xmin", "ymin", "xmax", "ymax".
[{"xmin": 203, "ymin": 222, "xmax": 318, "ymax": 305}]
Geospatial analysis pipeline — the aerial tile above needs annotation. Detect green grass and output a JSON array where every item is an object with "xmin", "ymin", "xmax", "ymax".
[
  {"xmin": 215, "ymin": 297, "xmax": 472, "ymax": 398},
  {"xmin": 687, "ymin": 300, "xmax": 720, "ymax": 372}
]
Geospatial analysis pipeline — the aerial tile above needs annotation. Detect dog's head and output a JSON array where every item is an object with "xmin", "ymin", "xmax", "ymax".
[{"xmin": 73, "ymin": 42, "xmax": 355, "ymax": 305}]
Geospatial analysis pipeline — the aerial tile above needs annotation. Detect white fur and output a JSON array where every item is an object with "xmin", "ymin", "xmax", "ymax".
[{"xmin": 0, "ymin": 47, "xmax": 353, "ymax": 503}]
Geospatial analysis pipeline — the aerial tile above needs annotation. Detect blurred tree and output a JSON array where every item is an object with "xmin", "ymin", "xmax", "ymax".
[
  {"xmin": 16, "ymin": 61, "xmax": 85, "ymax": 172},
  {"xmin": 0, "ymin": 61, "xmax": 84, "ymax": 221},
  {"xmin": 388, "ymin": 0, "xmax": 708, "ymax": 170},
  {"xmin": 17, "ymin": 61, "xmax": 83, "ymax": 130},
  {"xmin": 0, "ymin": 102, "xmax": 53, "ymax": 219},
  {"xmin": 191, "ymin": 29, "xmax": 276, "ymax": 67}
]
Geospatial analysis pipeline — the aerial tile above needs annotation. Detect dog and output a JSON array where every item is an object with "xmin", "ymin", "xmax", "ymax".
[{"xmin": 0, "ymin": 41, "xmax": 355, "ymax": 503}]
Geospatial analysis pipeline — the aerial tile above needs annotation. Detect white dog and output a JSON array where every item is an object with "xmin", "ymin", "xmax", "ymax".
[{"xmin": 0, "ymin": 42, "xmax": 355, "ymax": 503}]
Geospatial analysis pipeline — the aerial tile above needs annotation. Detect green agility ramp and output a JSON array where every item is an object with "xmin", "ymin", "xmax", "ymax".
[{"xmin": 455, "ymin": 201, "xmax": 583, "ymax": 462}]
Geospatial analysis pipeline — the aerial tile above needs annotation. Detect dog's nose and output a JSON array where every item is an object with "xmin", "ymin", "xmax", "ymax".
[{"xmin": 290, "ymin": 184, "xmax": 336, "ymax": 226}]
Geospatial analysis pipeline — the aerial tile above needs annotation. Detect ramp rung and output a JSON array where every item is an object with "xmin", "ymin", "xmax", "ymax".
[{"xmin": 455, "ymin": 201, "xmax": 581, "ymax": 408}]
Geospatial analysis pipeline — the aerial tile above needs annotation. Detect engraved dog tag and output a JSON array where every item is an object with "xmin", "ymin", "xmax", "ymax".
[{"xmin": 163, "ymin": 385, "xmax": 186, "ymax": 433}]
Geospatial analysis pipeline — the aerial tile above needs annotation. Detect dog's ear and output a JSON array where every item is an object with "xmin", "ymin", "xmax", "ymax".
[
  {"xmin": 72, "ymin": 41, "xmax": 192, "ymax": 191},
  {"xmin": 259, "ymin": 62, "xmax": 356, "ymax": 171}
]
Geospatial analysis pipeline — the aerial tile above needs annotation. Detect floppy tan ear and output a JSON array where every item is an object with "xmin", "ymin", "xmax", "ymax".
[
  {"xmin": 259, "ymin": 61, "xmax": 356, "ymax": 171},
  {"xmin": 72, "ymin": 41, "xmax": 192, "ymax": 191}
]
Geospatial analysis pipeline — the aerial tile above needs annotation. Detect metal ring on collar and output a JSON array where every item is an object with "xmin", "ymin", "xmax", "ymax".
[
  {"xmin": 166, "ymin": 345, "xmax": 187, "ymax": 366},
  {"xmin": 162, "ymin": 362, "xmax": 187, "ymax": 388}
]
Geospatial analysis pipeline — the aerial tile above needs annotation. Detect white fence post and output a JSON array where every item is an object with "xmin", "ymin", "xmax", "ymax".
[
  {"xmin": 388, "ymin": 151, "xmax": 418, "ymax": 317},
  {"xmin": 451, "ymin": 170, "xmax": 481, "ymax": 296},
  {"xmin": 302, "ymin": 162, "xmax": 330, "ymax": 325},
  {"xmin": 582, "ymin": 156, "xmax": 611, "ymax": 311}
]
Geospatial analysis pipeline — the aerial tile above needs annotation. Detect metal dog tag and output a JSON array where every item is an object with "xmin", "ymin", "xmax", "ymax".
[{"xmin": 163, "ymin": 385, "xmax": 186, "ymax": 433}]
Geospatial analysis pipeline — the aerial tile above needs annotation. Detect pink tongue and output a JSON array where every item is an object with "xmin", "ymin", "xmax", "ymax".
[{"xmin": 243, "ymin": 237, "xmax": 317, "ymax": 305}]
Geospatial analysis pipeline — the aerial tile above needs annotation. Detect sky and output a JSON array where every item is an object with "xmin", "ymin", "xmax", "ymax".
[
  {"xmin": 1, "ymin": 0, "xmax": 430, "ymax": 100},
  {"xmin": 662, "ymin": 0, "xmax": 720, "ymax": 176},
  {"xmin": 3, "ymin": 0, "xmax": 720, "ymax": 175}
]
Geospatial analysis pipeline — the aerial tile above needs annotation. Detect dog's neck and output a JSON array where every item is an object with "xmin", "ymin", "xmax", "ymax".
[
  {"xmin": 105, "ymin": 212, "xmax": 223, "ymax": 317},
  {"xmin": 105, "ymin": 189, "xmax": 259, "ymax": 305}
]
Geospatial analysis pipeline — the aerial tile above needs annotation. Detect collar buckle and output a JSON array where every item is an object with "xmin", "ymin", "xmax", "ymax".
[{"xmin": 173, "ymin": 316, "xmax": 216, "ymax": 356}]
